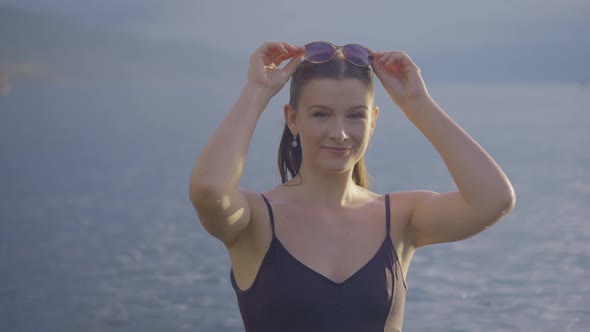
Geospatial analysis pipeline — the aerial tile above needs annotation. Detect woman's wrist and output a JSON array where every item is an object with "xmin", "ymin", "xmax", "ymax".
[
  {"xmin": 399, "ymin": 93, "xmax": 438, "ymax": 121},
  {"xmin": 397, "ymin": 90, "xmax": 431, "ymax": 109},
  {"xmin": 239, "ymin": 83, "xmax": 274, "ymax": 113}
]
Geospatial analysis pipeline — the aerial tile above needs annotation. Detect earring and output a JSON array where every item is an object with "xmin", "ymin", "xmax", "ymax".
[{"xmin": 291, "ymin": 135, "xmax": 298, "ymax": 148}]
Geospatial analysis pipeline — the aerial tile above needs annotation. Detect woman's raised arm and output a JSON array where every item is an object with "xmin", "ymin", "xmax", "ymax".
[
  {"xmin": 189, "ymin": 42, "xmax": 303, "ymax": 246},
  {"xmin": 371, "ymin": 50, "xmax": 516, "ymax": 248}
]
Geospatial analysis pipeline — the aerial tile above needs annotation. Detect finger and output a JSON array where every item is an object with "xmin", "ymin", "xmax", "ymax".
[
  {"xmin": 260, "ymin": 41, "xmax": 289, "ymax": 53},
  {"xmin": 273, "ymin": 45, "xmax": 304, "ymax": 66},
  {"xmin": 252, "ymin": 42, "xmax": 286, "ymax": 68},
  {"xmin": 258, "ymin": 42, "xmax": 289, "ymax": 60},
  {"xmin": 282, "ymin": 42, "xmax": 304, "ymax": 53},
  {"xmin": 381, "ymin": 51, "xmax": 414, "ymax": 69},
  {"xmin": 372, "ymin": 53, "xmax": 401, "ymax": 77},
  {"xmin": 280, "ymin": 49, "xmax": 304, "ymax": 64},
  {"xmin": 371, "ymin": 51, "xmax": 386, "ymax": 59},
  {"xmin": 371, "ymin": 55, "xmax": 390, "ymax": 77},
  {"xmin": 253, "ymin": 42, "xmax": 281, "ymax": 57},
  {"xmin": 371, "ymin": 58, "xmax": 387, "ymax": 77},
  {"xmin": 375, "ymin": 52, "xmax": 394, "ymax": 69},
  {"xmin": 397, "ymin": 51, "xmax": 419, "ymax": 68},
  {"xmin": 280, "ymin": 53, "xmax": 304, "ymax": 77},
  {"xmin": 384, "ymin": 53, "xmax": 400, "ymax": 67},
  {"xmin": 377, "ymin": 53, "xmax": 405, "ymax": 73},
  {"xmin": 271, "ymin": 43, "xmax": 290, "ymax": 58},
  {"xmin": 274, "ymin": 51, "xmax": 296, "ymax": 65},
  {"xmin": 269, "ymin": 46, "xmax": 296, "ymax": 66}
]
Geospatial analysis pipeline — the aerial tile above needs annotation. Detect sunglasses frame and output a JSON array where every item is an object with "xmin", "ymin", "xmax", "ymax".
[{"xmin": 303, "ymin": 41, "xmax": 374, "ymax": 67}]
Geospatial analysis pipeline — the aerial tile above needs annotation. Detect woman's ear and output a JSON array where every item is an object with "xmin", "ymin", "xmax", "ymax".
[
  {"xmin": 370, "ymin": 105, "xmax": 379, "ymax": 136},
  {"xmin": 284, "ymin": 103, "xmax": 298, "ymax": 135}
]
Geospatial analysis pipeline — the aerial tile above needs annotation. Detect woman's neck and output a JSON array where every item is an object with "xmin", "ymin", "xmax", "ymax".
[{"xmin": 284, "ymin": 167, "xmax": 362, "ymax": 207}]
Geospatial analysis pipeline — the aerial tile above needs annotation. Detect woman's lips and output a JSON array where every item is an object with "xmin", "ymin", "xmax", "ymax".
[{"xmin": 323, "ymin": 146, "xmax": 352, "ymax": 154}]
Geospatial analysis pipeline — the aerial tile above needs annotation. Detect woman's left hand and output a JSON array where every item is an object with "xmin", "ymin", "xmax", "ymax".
[{"xmin": 371, "ymin": 51, "xmax": 429, "ymax": 109}]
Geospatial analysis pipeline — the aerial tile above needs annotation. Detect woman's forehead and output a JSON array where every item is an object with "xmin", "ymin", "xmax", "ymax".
[{"xmin": 299, "ymin": 79, "xmax": 373, "ymax": 107}]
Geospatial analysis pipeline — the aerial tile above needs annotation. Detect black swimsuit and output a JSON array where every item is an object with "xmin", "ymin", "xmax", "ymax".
[{"xmin": 230, "ymin": 194, "xmax": 408, "ymax": 332}]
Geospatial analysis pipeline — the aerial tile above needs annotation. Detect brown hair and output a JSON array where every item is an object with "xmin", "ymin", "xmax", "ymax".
[{"xmin": 278, "ymin": 54, "xmax": 375, "ymax": 188}]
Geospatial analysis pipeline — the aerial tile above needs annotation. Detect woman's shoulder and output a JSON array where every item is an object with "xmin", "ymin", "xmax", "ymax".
[
  {"xmin": 258, "ymin": 185, "xmax": 431, "ymax": 205},
  {"xmin": 388, "ymin": 189, "xmax": 439, "ymax": 208},
  {"xmin": 360, "ymin": 187, "xmax": 433, "ymax": 206},
  {"xmin": 257, "ymin": 185, "xmax": 433, "ymax": 200}
]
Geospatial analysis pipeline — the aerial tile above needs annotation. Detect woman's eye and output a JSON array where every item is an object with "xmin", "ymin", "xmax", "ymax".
[
  {"xmin": 349, "ymin": 113, "xmax": 366, "ymax": 119},
  {"xmin": 314, "ymin": 112, "xmax": 329, "ymax": 117}
]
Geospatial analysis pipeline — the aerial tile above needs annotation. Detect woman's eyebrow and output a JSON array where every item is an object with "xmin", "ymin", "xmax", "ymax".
[
  {"xmin": 306, "ymin": 105, "xmax": 331, "ymax": 110},
  {"xmin": 306, "ymin": 105, "xmax": 368, "ymax": 110},
  {"xmin": 350, "ymin": 105, "xmax": 369, "ymax": 110}
]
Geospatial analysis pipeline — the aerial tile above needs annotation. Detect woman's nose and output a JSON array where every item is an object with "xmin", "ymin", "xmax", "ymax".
[{"xmin": 329, "ymin": 118, "xmax": 349, "ymax": 141}]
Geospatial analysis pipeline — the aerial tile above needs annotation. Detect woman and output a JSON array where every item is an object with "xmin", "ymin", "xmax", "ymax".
[{"xmin": 189, "ymin": 41, "xmax": 515, "ymax": 331}]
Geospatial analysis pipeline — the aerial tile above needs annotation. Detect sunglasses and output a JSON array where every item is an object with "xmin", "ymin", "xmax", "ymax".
[{"xmin": 303, "ymin": 41, "xmax": 374, "ymax": 67}]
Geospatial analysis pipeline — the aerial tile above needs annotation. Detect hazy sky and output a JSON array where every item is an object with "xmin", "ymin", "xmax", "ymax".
[{"xmin": 3, "ymin": 0, "xmax": 589, "ymax": 58}]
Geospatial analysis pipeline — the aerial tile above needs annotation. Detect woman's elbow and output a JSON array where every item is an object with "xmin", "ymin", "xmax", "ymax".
[{"xmin": 495, "ymin": 184, "xmax": 516, "ymax": 217}]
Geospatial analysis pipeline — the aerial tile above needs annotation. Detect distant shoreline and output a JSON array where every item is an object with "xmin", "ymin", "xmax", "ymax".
[{"xmin": 0, "ymin": 72, "xmax": 10, "ymax": 96}]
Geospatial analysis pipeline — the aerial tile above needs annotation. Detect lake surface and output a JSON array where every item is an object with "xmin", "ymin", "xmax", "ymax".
[{"xmin": 1, "ymin": 79, "xmax": 589, "ymax": 331}]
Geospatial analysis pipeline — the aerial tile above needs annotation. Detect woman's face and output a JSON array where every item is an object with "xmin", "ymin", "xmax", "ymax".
[{"xmin": 285, "ymin": 78, "xmax": 379, "ymax": 174}]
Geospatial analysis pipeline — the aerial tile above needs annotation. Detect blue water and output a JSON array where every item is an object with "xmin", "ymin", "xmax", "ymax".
[{"xmin": 1, "ymin": 79, "xmax": 589, "ymax": 331}]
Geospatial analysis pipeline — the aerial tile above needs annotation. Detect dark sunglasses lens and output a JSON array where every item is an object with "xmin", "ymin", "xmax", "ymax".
[
  {"xmin": 343, "ymin": 44, "xmax": 372, "ymax": 66},
  {"xmin": 305, "ymin": 42, "xmax": 335, "ymax": 63}
]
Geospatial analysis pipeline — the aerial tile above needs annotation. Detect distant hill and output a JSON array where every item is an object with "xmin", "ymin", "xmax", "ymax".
[{"xmin": 0, "ymin": 6, "xmax": 243, "ymax": 83}]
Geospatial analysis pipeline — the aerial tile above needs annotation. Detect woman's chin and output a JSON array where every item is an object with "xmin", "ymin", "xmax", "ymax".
[{"xmin": 317, "ymin": 161, "xmax": 356, "ymax": 174}]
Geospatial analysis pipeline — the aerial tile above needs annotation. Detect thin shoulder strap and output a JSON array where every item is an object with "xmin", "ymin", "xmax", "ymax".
[
  {"xmin": 384, "ymin": 194, "xmax": 391, "ymax": 235},
  {"xmin": 260, "ymin": 194, "xmax": 276, "ymax": 236}
]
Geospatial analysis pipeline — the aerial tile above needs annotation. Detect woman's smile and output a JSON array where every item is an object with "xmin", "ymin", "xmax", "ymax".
[{"xmin": 322, "ymin": 146, "xmax": 353, "ymax": 155}]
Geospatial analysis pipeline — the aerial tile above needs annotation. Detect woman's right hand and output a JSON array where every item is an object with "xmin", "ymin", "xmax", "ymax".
[{"xmin": 247, "ymin": 41, "xmax": 304, "ymax": 100}]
